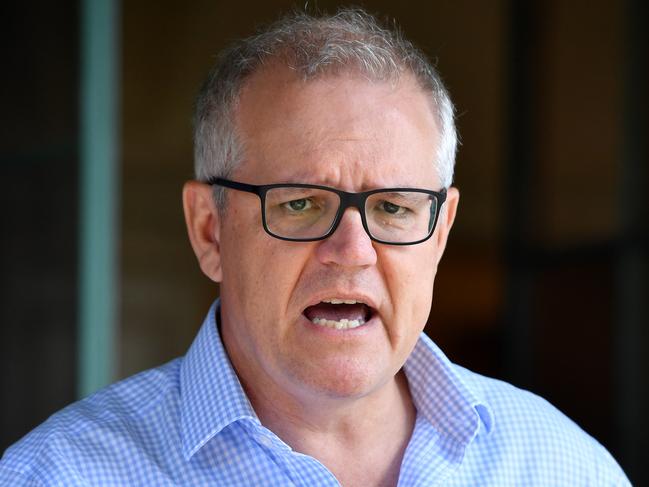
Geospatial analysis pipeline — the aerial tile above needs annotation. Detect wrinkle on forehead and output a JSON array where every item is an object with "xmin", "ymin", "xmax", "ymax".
[{"xmin": 233, "ymin": 65, "xmax": 440, "ymax": 189}]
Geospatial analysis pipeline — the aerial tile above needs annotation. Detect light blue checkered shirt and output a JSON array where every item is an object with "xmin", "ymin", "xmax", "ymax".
[{"xmin": 1, "ymin": 301, "xmax": 629, "ymax": 485}]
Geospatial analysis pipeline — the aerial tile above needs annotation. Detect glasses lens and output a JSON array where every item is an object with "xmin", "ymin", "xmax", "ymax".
[
  {"xmin": 365, "ymin": 191, "xmax": 438, "ymax": 243},
  {"xmin": 264, "ymin": 187, "xmax": 340, "ymax": 239}
]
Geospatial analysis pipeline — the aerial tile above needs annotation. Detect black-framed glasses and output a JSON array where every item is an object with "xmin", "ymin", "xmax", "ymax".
[{"xmin": 208, "ymin": 177, "xmax": 447, "ymax": 246}]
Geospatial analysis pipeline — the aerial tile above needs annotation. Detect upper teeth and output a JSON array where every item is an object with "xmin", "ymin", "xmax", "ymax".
[{"xmin": 323, "ymin": 299, "xmax": 361, "ymax": 305}]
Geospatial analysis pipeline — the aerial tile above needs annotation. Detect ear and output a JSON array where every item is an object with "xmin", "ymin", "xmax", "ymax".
[
  {"xmin": 432, "ymin": 186, "xmax": 459, "ymax": 265},
  {"xmin": 182, "ymin": 181, "xmax": 223, "ymax": 282}
]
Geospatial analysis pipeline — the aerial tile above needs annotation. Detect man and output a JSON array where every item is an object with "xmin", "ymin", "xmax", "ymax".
[{"xmin": 0, "ymin": 8, "xmax": 629, "ymax": 486}]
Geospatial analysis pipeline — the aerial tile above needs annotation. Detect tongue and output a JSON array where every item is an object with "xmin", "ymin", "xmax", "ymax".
[{"xmin": 304, "ymin": 303, "xmax": 369, "ymax": 322}]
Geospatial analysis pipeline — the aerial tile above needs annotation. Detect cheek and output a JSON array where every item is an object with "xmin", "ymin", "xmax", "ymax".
[
  {"xmin": 220, "ymin": 216, "xmax": 272, "ymax": 318},
  {"xmin": 383, "ymin": 248, "xmax": 437, "ymax": 329},
  {"xmin": 221, "ymin": 223, "xmax": 310, "ymax": 320}
]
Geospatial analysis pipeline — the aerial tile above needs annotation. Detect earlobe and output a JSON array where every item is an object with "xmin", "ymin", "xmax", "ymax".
[{"xmin": 182, "ymin": 181, "xmax": 223, "ymax": 282}]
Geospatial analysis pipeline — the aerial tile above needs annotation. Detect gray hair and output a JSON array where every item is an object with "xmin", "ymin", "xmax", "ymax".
[{"xmin": 193, "ymin": 8, "xmax": 457, "ymax": 208}]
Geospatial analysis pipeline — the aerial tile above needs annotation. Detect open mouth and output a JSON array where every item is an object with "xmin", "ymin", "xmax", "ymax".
[{"xmin": 303, "ymin": 299, "xmax": 375, "ymax": 330}]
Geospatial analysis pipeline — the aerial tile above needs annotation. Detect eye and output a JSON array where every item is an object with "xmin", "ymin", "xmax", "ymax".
[
  {"xmin": 378, "ymin": 200, "xmax": 407, "ymax": 215},
  {"xmin": 283, "ymin": 198, "xmax": 312, "ymax": 212}
]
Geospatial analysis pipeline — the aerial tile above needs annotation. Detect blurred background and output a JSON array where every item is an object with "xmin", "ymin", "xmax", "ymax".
[{"xmin": 1, "ymin": 0, "xmax": 647, "ymax": 483}]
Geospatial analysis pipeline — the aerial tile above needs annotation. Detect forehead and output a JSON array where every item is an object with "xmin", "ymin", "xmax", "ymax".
[{"xmin": 233, "ymin": 65, "xmax": 440, "ymax": 189}]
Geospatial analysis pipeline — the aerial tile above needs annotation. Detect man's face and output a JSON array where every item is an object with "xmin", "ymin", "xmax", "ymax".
[{"xmin": 213, "ymin": 66, "xmax": 458, "ymax": 404}]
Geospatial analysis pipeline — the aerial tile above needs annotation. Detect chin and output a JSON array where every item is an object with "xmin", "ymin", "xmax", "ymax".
[{"xmin": 289, "ymin": 357, "xmax": 389, "ymax": 400}]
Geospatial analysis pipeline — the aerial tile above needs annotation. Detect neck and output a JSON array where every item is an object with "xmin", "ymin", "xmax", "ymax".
[{"xmin": 243, "ymin": 370, "xmax": 416, "ymax": 487}]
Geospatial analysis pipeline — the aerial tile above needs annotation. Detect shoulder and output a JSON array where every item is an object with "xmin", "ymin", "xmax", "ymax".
[
  {"xmin": 452, "ymin": 364, "xmax": 630, "ymax": 485},
  {"xmin": 0, "ymin": 359, "xmax": 182, "ymax": 486}
]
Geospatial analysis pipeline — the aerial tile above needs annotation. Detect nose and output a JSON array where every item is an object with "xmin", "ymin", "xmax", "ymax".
[{"xmin": 315, "ymin": 208, "xmax": 377, "ymax": 267}]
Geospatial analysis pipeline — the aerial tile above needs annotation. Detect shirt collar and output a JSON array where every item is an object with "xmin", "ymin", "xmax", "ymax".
[
  {"xmin": 404, "ymin": 333, "xmax": 494, "ymax": 447},
  {"xmin": 181, "ymin": 299, "xmax": 493, "ymax": 459},
  {"xmin": 180, "ymin": 300, "xmax": 258, "ymax": 460}
]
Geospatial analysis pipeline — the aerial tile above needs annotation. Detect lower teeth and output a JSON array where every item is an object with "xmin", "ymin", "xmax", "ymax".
[{"xmin": 312, "ymin": 317, "xmax": 365, "ymax": 330}]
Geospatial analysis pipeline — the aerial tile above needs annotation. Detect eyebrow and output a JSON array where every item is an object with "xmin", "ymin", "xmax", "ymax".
[
  {"xmin": 268, "ymin": 186, "xmax": 335, "ymax": 197},
  {"xmin": 377, "ymin": 191, "xmax": 430, "ymax": 201}
]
